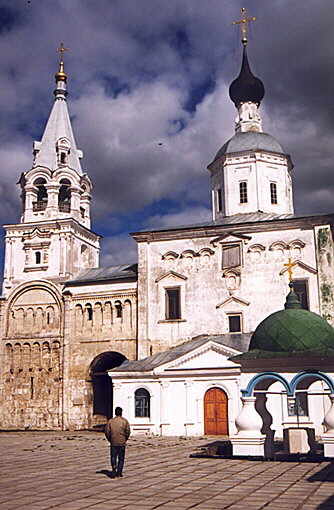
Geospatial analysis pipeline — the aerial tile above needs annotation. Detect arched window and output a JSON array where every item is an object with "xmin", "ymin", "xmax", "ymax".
[
  {"xmin": 135, "ymin": 388, "xmax": 150, "ymax": 418},
  {"xmin": 35, "ymin": 251, "xmax": 41, "ymax": 264},
  {"xmin": 59, "ymin": 179, "xmax": 71, "ymax": 212},
  {"xmin": 56, "ymin": 137, "xmax": 70, "ymax": 165},
  {"xmin": 85, "ymin": 304, "xmax": 93, "ymax": 321},
  {"xmin": 115, "ymin": 301, "xmax": 122, "ymax": 319},
  {"xmin": 239, "ymin": 181, "xmax": 248, "ymax": 204},
  {"xmin": 33, "ymin": 178, "xmax": 48, "ymax": 211}
]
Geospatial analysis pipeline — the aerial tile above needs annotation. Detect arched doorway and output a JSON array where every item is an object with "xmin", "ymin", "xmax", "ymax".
[
  {"xmin": 90, "ymin": 351, "xmax": 127, "ymax": 420},
  {"xmin": 204, "ymin": 388, "xmax": 228, "ymax": 435}
]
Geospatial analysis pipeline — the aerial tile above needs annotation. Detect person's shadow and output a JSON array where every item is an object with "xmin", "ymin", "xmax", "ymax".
[{"xmin": 96, "ymin": 469, "xmax": 116, "ymax": 478}]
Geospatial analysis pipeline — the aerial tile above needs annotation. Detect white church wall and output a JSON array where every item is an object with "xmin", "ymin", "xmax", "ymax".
[
  {"xmin": 211, "ymin": 152, "xmax": 293, "ymax": 218},
  {"xmin": 111, "ymin": 372, "xmax": 240, "ymax": 436},
  {"xmin": 137, "ymin": 224, "xmax": 320, "ymax": 357},
  {"xmin": 3, "ymin": 221, "xmax": 100, "ymax": 295}
]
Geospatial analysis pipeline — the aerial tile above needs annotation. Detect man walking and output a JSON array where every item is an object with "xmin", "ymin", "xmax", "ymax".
[{"xmin": 105, "ymin": 407, "xmax": 131, "ymax": 478}]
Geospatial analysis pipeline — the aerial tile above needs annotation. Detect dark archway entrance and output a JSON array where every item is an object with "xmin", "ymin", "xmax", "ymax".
[{"xmin": 90, "ymin": 351, "xmax": 127, "ymax": 419}]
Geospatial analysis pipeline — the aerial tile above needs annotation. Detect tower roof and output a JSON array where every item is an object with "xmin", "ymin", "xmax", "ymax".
[
  {"xmin": 229, "ymin": 46, "xmax": 265, "ymax": 107},
  {"xmin": 213, "ymin": 131, "xmax": 285, "ymax": 162},
  {"xmin": 33, "ymin": 49, "xmax": 83, "ymax": 175}
]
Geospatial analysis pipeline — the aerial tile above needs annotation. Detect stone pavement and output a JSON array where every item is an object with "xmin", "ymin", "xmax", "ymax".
[{"xmin": 0, "ymin": 432, "xmax": 334, "ymax": 510}]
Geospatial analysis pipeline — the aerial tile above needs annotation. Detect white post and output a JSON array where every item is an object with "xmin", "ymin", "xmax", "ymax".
[
  {"xmin": 159, "ymin": 381, "xmax": 170, "ymax": 435},
  {"xmin": 230, "ymin": 396, "xmax": 265, "ymax": 457},
  {"xmin": 320, "ymin": 394, "xmax": 334, "ymax": 457}
]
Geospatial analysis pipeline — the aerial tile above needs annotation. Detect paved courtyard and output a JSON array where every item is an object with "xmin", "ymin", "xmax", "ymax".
[{"xmin": 0, "ymin": 432, "xmax": 334, "ymax": 510}]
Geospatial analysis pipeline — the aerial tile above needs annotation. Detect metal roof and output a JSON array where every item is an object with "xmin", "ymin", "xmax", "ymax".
[
  {"xmin": 214, "ymin": 132, "xmax": 285, "ymax": 161},
  {"xmin": 132, "ymin": 211, "xmax": 333, "ymax": 235},
  {"xmin": 109, "ymin": 333, "xmax": 252, "ymax": 373},
  {"xmin": 65, "ymin": 263, "xmax": 138, "ymax": 285}
]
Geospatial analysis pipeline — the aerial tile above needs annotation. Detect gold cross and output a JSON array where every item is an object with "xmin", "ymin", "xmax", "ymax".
[
  {"xmin": 232, "ymin": 7, "xmax": 257, "ymax": 46},
  {"xmin": 57, "ymin": 42, "xmax": 69, "ymax": 63},
  {"xmin": 283, "ymin": 257, "xmax": 296, "ymax": 282}
]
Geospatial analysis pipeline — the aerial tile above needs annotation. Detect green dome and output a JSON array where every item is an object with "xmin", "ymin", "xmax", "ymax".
[{"xmin": 249, "ymin": 286, "xmax": 334, "ymax": 354}]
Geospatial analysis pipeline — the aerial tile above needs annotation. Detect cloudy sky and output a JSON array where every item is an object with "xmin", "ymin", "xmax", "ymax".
[{"xmin": 0, "ymin": 0, "xmax": 333, "ymax": 269}]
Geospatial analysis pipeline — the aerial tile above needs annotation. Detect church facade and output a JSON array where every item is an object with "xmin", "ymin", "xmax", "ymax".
[{"xmin": 0, "ymin": 35, "xmax": 334, "ymax": 440}]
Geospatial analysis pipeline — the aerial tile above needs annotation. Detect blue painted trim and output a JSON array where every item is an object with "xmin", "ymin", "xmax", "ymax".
[
  {"xmin": 242, "ymin": 372, "xmax": 292, "ymax": 397},
  {"xmin": 290, "ymin": 371, "xmax": 334, "ymax": 394}
]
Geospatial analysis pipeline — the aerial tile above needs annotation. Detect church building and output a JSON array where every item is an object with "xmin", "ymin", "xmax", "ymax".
[{"xmin": 1, "ymin": 18, "xmax": 334, "ymax": 450}]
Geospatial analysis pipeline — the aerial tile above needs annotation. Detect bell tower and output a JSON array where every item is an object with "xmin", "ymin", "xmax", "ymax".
[
  {"xmin": 3, "ymin": 45, "xmax": 100, "ymax": 294},
  {"xmin": 207, "ymin": 9, "xmax": 294, "ymax": 220}
]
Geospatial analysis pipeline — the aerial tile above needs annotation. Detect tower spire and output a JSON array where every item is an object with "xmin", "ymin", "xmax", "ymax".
[
  {"xmin": 32, "ymin": 43, "xmax": 83, "ymax": 175},
  {"xmin": 54, "ymin": 43, "xmax": 69, "ymax": 100},
  {"xmin": 232, "ymin": 7, "xmax": 257, "ymax": 47},
  {"xmin": 229, "ymin": 9, "xmax": 264, "ymax": 133},
  {"xmin": 55, "ymin": 42, "xmax": 69, "ymax": 83}
]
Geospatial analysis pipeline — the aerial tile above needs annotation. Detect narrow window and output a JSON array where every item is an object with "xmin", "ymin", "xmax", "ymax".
[
  {"xmin": 86, "ymin": 304, "xmax": 93, "ymax": 321},
  {"xmin": 165, "ymin": 287, "xmax": 181, "ymax": 320},
  {"xmin": 30, "ymin": 377, "xmax": 34, "ymax": 399},
  {"xmin": 291, "ymin": 279, "xmax": 309, "ymax": 310},
  {"xmin": 35, "ymin": 251, "xmax": 41, "ymax": 264},
  {"xmin": 239, "ymin": 181, "xmax": 248, "ymax": 203},
  {"xmin": 228, "ymin": 314, "xmax": 242, "ymax": 333},
  {"xmin": 80, "ymin": 207, "xmax": 85, "ymax": 219},
  {"xmin": 47, "ymin": 313, "xmax": 50, "ymax": 325},
  {"xmin": 135, "ymin": 388, "xmax": 150, "ymax": 418},
  {"xmin": 60, "ymin": 152, "xmax": 66, "ymax": 164},
  {"xmin": 270, "ymin": 182, "xmax": 277, "ymax": 204},
  {"xmin": 115, "ymin": 302, "xmax": 122, "ymax": 318},
  {"xmin": 222, "ymin": 245, "xmax": 241, "ymax": 269},
  {"xmin": 59, "ymin": 179, "xmax": 71, "ymax": 212},
  {"xmin": 33, "ymin": 177, "xmax": 48, "ymax": 211},
  {"xmin": 217, "ymin": 189, "xmax": 223, "ymax": 212}
]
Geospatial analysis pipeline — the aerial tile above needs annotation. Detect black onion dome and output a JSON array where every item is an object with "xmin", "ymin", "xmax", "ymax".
[{"xmin": 229, "ymin": 47, "xmax": 265, "ymax": 107}]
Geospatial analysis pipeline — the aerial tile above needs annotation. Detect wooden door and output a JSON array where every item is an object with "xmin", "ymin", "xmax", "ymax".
[{"xmin": 204, "ymin": 388, "xmax": 228, "ymax": 435}]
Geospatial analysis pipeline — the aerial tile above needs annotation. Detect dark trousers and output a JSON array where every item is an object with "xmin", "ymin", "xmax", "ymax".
[{"xmin": 110, "ymin": 445, "xmax": 126, "ymax": 475}]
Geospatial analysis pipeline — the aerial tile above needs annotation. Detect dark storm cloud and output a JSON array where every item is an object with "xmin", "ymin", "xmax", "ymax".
[{"xmin": 0, "ymin": 0, "xmax": 333, "ymax": 264}]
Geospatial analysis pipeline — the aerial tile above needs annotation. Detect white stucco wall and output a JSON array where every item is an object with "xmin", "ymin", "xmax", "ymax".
[
  {"xmin": 137, "ymin": 224, "xmax": 320, "ymax": 357},
  {"xmin": 210, "ymin": 151, "xmax": 293, "ymax": 219},
  {"xmin": 111, "ymin": 373, "xmax": 241, "ymax": 437}
]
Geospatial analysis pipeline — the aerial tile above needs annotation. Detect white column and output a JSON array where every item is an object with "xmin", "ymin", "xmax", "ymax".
[
  {"xmin": 45, "ymin": 184, "xmax": 59, "ymax": 218},
  {"xmin": 70, "ymin": 186, "xmax": 81, "ymax": 220},
  {"xmin": 24, "ymin": 186, "xmax": 36, "ymax": 221},
  {"xmin": 320, "ymin": 394, "xmax": 334, "ymax": 457},
  {"xmin": 59, "ymin": 233, "xmax": 67, "ymax": 276},
  {"xmin": 184, "ymin": 381, "xmax": 194, "ymax": 436},
  {"xmin": 80, "ymin": 193, "xmax": 91, "ymax": 229},
  {"xmin": 230, "ymin": 396, "xmax": 265, "ymax": 457},
  {"xmin": 61, "ymin": 293, "xmax": 71, "ymax": 430},
  {"xmin": 159, "ymin": 381, "xmax": 170, "ymax": 435}
]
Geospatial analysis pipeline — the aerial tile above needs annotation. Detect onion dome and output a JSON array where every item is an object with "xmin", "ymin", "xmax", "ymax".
[
  {"xmin": 248, "ymin": 284, "xmax": 334, "ymax": 356},
  {"xmin": 229, "ymin": 47, "xmax": 265, "ymax": 107}
]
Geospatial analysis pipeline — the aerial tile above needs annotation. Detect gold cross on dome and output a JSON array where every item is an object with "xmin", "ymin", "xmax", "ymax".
[
  {"xmin": 283, "ymin": 257, "xmax": 296, "ymax": 282},
  {"xmin": 232, "ymin": 7, "xmax": 257, "ymax": 46},
  {"xmin": 57, "ymin": 42, "xmax": 69, "ymax": 63}
]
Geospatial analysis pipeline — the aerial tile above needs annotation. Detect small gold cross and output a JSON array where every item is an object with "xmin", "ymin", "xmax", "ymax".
[
  {"xmin": 57, "ymin": 42, "xmax": 69, "ymax": 63},
  {"xmin": 283, "ymin": 257, "xmax": 296, "ymax": 282},
  {"xmin": 232, "ymin": 7, "xmax": 257, "ymax": 46}
]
